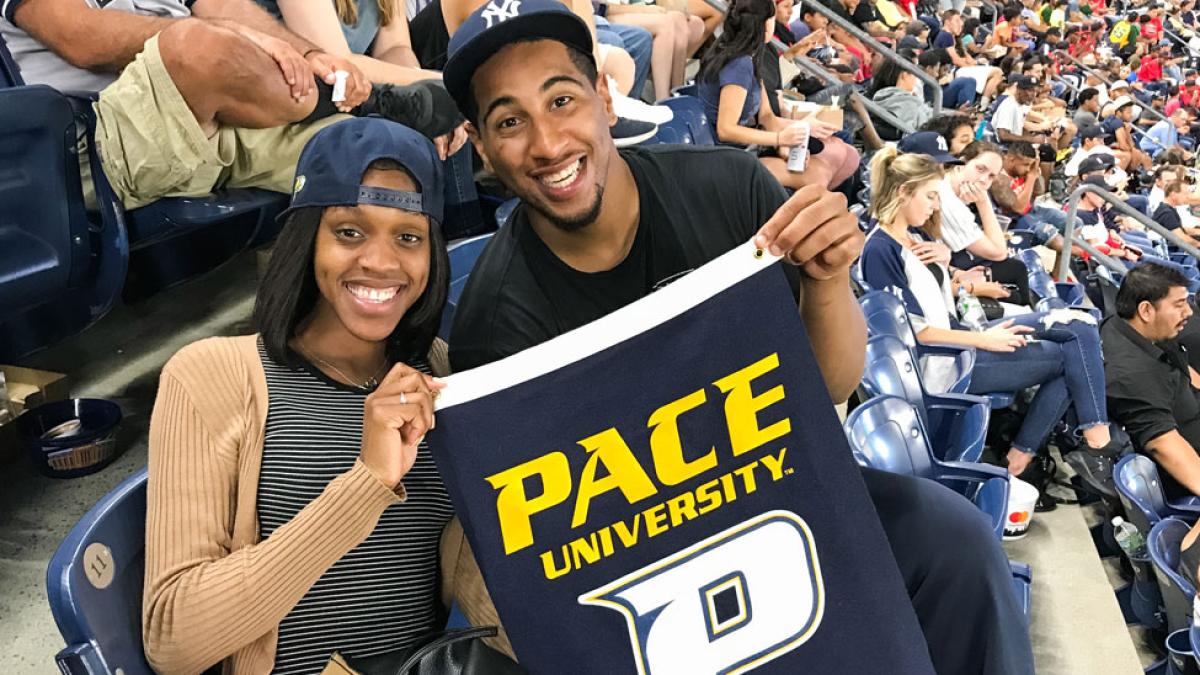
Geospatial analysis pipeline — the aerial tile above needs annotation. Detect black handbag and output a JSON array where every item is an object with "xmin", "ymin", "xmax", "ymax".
[{"xmin": 333, "ymin": 627, "xmax": 525, "ymax": 675}]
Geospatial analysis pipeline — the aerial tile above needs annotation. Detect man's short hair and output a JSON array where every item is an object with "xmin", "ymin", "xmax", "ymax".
[
  {"xmin": 1165, "ymin": 180, "xmax": 1187, "ymax": 197},
  {"xmin": 1007, "ymin": 140, "xmax": 1038, "ymax": 158},
  {"xmin": 1078, "ymin": 87, "xmax": 1100, "ymax": 105},
  {"xmin": 461, "ymin": 38, "xmax": 598, "ymax": 128},
  {"xmin": 941, "ymin": 8, "xmax": 960, "ymax": 21},
  {"xmin": 907, "ymin": 20, "xmax": 930, "ymax": 36},
  {"xmin": 1115, "ymin": 263, "xmax": 1192, "ymax": 319}
]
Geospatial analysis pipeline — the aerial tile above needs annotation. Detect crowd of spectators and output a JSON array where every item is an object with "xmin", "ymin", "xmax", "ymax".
[{"xmin": 12, "ymin": 0, "xmax": 1200, "ymax": 668}]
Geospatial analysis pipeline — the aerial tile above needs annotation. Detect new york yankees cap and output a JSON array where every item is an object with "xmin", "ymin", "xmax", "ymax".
[
  {"xmin": 278, "ymin": 117, "xmax": 445, "ymax": 224},
  {"xmin": 897, "ymin": 131, "xmax": 962, "ymax": 166},
  {"xmin": 443, "ymin": 0, "xmax": 594, "ymax": 112}
]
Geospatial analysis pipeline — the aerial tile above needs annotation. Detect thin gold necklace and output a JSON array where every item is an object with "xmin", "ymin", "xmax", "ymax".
[{"xmin": 298, "ymin": 341, "xmax": 389, "ymax": 390}]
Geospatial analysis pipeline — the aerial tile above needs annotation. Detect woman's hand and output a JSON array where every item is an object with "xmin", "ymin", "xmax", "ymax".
[
  {"xmin": 1007, "ymin": 448, "xmax": 1033, "ymax": 476},
  {"xmin": 806, "ymin": 119, "xmax": 841, "ymax": 140},
  {"xmin": 360, "ymin": 364, "xmax": 446, "ymax": 490},
  {"xmin": 954, "ymin": 179, "xmax": 989, "ymax": 205},
  {"xmin": 777, "ymin": 123, "xmax": 808, "ymax": 147},
  {"xmin": 911, "ymin": 241, "xmax": 952, "ymax": 266},
  {"xmin": 973, "ymin": 320, "xmax": 1034, "ymax": 352},
  {"xmin": 971, "ymin": 280, "xmax": 1012, "ymax": 299},
  {"xmin": 953, "ymin": 265, "xmax": 989, "ymax": 285}
]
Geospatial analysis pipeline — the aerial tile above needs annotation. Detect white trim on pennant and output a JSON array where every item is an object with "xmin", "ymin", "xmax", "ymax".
[{"xmin": 435, "ymin": 239, "xmax": 782, "ymax": 410}]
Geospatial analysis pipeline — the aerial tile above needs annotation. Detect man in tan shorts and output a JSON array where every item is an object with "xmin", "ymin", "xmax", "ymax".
[{"xmin": 2, "ymin": 0, "xmax": 463, "ymax": 208}]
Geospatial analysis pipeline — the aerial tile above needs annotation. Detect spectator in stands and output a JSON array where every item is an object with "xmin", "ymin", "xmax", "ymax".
[
  {"xmin": 253, "ymin": 0, "xmax": 499, "ymax": 235},
  {"xmin": 606, "ymin": 0, "xmax": 704, "ymax": 101},
  {"xmin": 932, "ymin": 9, "xmax": 960, "ymax": 49},
  {"xmin": 1074, "ymin": 175, "xmax": 1144, "ymax": 261},
  {"xmin": 141, "ymin": 118, "xmax": 501, "ymax": 674},
  {"xmin": 992, "ymin": 141, "xmax": 1072, "ymax": 238},
  {"xmin": 698, "ymin": 0, "xmax": 858, "ymax": 190},
  {"xmin": 909, "ymin": 135, "xmax": 1036, "ymax": 303},
  {"xmin": 993, "ymin": 76, "xmax": 1065, "ymax": 153},
  {"xmin": 1140, "ymin": 108, "xmax": 1197, "ymax": 160},
  {"xmin": 871, "ymin": 58, "xmax": 934, "ymax": 135},
  {"xmin": 1067, "ymin": 124, "xmax": 1129, "ymax": 177},
  {"xmin": 1153, "ymin": 180, "xmax": 1200, "ymax": 246},
  {"xmin": 860, "ymin": 145, "xmax": 1123, "ymax": 481},
  {"xmin": 897, "ymin": 19, "xmax": 930, "ymax": 51},
  {"xmin": 920, "ymin": 112, "xmax": 977, "ymax": 155},
  {"xmin": 1104, "ymin": 96, "xmax": 1153, "ymax": 173},
  {"xmin": 1102, "ymin": 263, "xmax": 1200, "ymax": 500},
  {"xmin": 420, "ymin": 0, "xmax": 666, "ymax": 142},
  {"xmin": 916, "ymin": 47, "xmax": 980, "ymax": 110},
  {"xmin": 1073, "ymin": 87, "xmax": 1102, "ymax": 129},
  {"xmin": 1, "ymin": 0, "xmax": 465, "ymax": 209},
  {"xmin": 1107, "ymin": 12, "xmax": 1141, "ymax": 58},
  {"xmin": 442, "ymin": 3, "xmax": 1035, "ymax": 672}
]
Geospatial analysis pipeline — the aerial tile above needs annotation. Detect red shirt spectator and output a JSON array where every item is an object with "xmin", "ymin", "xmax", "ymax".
[
  {"xmin": 1166, "ymin": 95, "xmax": 1183, "ymax": 116},
  {"xmin": 1088, "ymin": 0, "xmax": 1106, "ymax": 15},
  {"xmin": 1139, "ymin": 55, "xmax": 1163, "ymax": 82},
  {"xmin": 1143, "ymin": 16, "xmax": 1164, "ymax": 42},
  {"xmin": 1181, "ymin": 82, "xmax": 1200, "ymax": 106}
]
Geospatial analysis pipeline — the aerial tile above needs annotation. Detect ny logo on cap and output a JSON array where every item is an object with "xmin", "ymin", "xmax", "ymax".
[
  {"xmin": 481, "ymin": 0, "xmax": 521, "ymax": 27},
  {"xmin": 936, "ymin": 136, "xmax": 948, "ymax": 152}
]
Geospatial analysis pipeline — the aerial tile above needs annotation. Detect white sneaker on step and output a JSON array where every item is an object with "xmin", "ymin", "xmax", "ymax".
[{"xmin": 609, "ymin": 79, "xmax": 674, "ymax": 125}]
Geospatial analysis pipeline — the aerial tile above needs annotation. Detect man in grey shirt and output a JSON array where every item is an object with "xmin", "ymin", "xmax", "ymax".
[{"xmin": 1073, "ymin": 87, "xmax": 1101, "ymax": 129}]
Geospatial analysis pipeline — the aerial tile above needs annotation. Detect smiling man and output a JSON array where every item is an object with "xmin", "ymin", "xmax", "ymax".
[{"xmin": 438, "ymin": 1, "xmax": 1034, "ymax": 673}]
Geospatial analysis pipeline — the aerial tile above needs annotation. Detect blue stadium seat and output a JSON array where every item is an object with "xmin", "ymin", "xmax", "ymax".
[
  {"xmin": 861, "ymin": 334, "xmax": 989, "ymax": 463},
  {"xmin": 0, "ymin": 86, "xmax": 128, "ymax": 361},
  {"xmin": 46, "ymin": 468, "xmax": 152, "ymax": 675},
  {"xmin": 1116, "ymin": 454, "xmax": 1200, "ymax": 538},
  {"xmin": 858, "ymin": 291, "xmax": 976, "ymax": 396},
  {"xmin": 440, "ymin": 233, "xmax": 495, "ymax": 339},
  {"xmin": 843, "ymin": 395, "xmax": 1009, "ymax": 538},
  {"xmin": 493, "ymin": 198, "xmax": 520, "ymax": 229},
  {"xmin": 1010, "ymin": 561, "xmax": 1033, "ymax": 625},
  {"xmin": 656, "ymin": 95, "xmax": 715, "ymax": 146},
  {"xmin": 1148, "ymin": 517, "xmax": 1198, "ymax": 633},
  {"xmin": 1017, "ymin": 248, "xmax": 1087, "ymax": 307}
]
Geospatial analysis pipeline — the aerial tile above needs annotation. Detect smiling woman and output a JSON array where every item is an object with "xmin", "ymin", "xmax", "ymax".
[{"xmin": 140, "ymin": 118, "xmax": 506, "ymax": 675}]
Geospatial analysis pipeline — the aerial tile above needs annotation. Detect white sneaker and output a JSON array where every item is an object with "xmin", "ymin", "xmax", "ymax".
[{"xmin": 609, "ymin": 79, "xmax": 674, "ymax": 125}]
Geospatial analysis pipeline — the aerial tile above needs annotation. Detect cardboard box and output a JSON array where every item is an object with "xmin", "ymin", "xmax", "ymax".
[
  {"xmin": 0, "ymin": 365, "xmax": 69, "ymax": 465},
  {"xmin": 778, "ymin": 97, "xmax": 844, "ymax": 130}
]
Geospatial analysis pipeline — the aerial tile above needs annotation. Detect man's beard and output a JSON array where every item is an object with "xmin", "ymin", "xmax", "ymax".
[{"xmin": 529, "ymin": 185, "xmax": 606, "ymax": 232}]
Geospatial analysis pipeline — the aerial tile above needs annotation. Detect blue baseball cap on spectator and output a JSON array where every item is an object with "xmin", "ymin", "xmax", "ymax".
[
  {"xmin": 443, "ymin": 0, "xmax": 595, "ymax": 112},
  {"xmin": 279, "ymin": 117, "xmax": 444, "ymax": 225},
  {"xmin": 897, "ymin": 131, "xmax": 963, "ymax": 165}
]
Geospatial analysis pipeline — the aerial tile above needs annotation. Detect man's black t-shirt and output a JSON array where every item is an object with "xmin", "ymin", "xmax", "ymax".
[
  {"xmin": 1153, "ymin": 202, "xmax": 1183, "ymax": 231},
  {"xmin": 449, "ymin": 145, "xmax": 796, "ymax": 371},
  {"xmin": 1102, "ymin": 316, "xmax": 1200, "ymax": 500}
]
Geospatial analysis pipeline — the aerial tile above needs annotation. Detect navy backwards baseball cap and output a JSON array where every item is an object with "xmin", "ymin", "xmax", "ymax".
[
  {"xmin": 279, "ymin": 117, "xmax": 444, "ymax": 224},
  {"xmin": 444, "ymin": 0, "xmax": 594, "ymax": 112},
  {"xmin": 1078, "ymin": 154, "xmax": 1115, "ymax": 175},
  {"xmin": 1079, "ymin": 124, "xmax": 1104, "ymax": 140},
  {"xmin": 897, "ymin": 131, "xmax": 963, "ymax": 166},
  {"xmin": 1081, "ymin": 174, "xmax": 1113, "ymax": 190}
]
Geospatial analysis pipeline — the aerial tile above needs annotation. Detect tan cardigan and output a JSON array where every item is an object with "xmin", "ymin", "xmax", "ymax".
[{"xmin": 143, "ymin": 335, "xmax": 507, "ymax": 675}]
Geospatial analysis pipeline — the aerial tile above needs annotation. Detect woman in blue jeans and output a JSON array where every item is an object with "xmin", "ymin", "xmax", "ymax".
[{"xmin": 859, "ymin": 146, "xmax": 1123, "ymax": 476}]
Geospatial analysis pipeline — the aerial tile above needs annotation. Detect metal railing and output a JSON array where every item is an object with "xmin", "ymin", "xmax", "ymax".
[
  {"xmin": 794, "ymin": 0, "xmax": 944, "ymax": 111},
  {"xmin": 1058, "ymin": 183, "xmax": 1200, "ymax": 279},
  {"xmin": 768, "ymin": 39, "xmax": 916, "ymax": 136}
]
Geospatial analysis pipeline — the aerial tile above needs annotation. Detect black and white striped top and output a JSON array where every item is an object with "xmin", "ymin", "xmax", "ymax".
[{"xmin": 258, "ymin": 344, "xmax": 455, "ymax": 675}]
